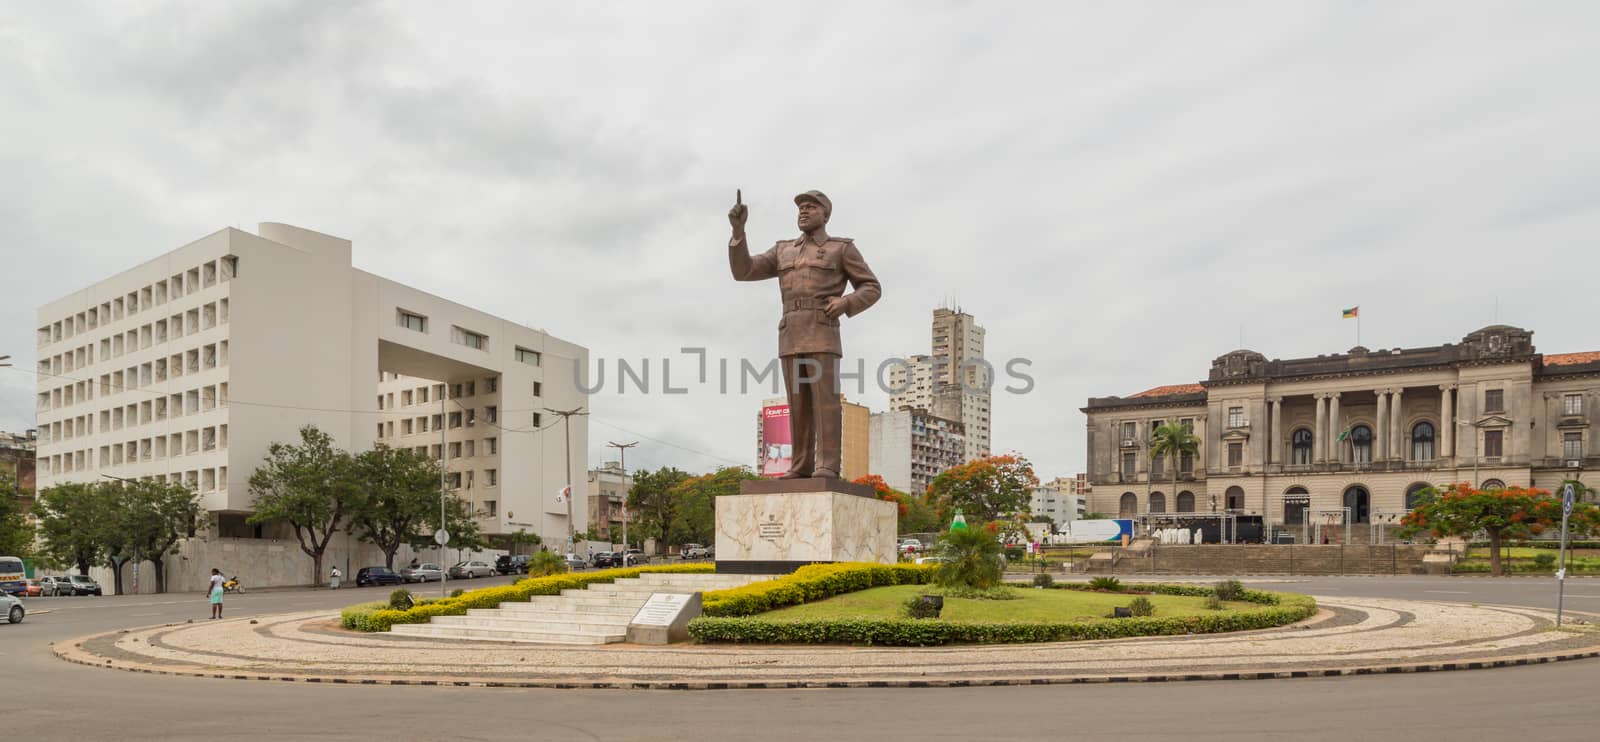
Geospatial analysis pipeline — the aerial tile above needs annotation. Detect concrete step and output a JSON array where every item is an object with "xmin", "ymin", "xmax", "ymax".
[
  {"xmin": 480, "ymin": 604, "xmax": 639, "ymax": 618},
  {"xmin": 394, "ymin": 572, "xmax": 778, "ymax": 645},
  {"xmin": 431, "ymin": 615, "xmax": 630, "ymax": 633},
  {"xmin": 389, "ymin": 624, "xmax": 623, "ymax": 645}
]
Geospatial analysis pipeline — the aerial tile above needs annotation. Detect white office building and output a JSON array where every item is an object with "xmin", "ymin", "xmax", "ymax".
[{"xmin": 34, "ymin": 222, "xmax": 588, "ymax": 589}]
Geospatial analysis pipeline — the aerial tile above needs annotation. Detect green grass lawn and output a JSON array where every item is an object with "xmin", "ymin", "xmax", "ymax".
[
  {"xmin": 759, "ymin": 584, "xmax": 1250, "ymax": 622},
  {"xmin": 1465, "ymin": 547, "xmax": 1600, "ymax": 559}
]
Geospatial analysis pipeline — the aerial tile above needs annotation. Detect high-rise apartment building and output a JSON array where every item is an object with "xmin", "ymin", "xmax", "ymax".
[
  {"xmin": 868, "ymin": 407, "xmax": 965, "ymax": 496},
  {"xmin": 889, "ymin": 307, "xmax": 991, "ymax": 462},
  {"xmin": 33, "ymin": 222, "xmax": 588, "ymax": 587}
]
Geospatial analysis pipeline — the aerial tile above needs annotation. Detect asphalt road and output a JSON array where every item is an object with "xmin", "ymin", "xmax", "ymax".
[{"xmin": 4, "ymin": 574, "xmax": 1598, "ymax": 741}]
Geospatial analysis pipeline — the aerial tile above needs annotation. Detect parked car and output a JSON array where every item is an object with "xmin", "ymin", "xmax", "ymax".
[
  {"xmin": 400, "ymin": 563, "xmax": 443, "ymax": 583},
  {"xmin": 591, "ymin": 551, "xmax": 618, "ymax": 568},
  {"xmin": 624, "ymin": 549, "xmax": 647, "ymax": 566},
  {"xmin": 682, "ymin": 544, "xmax": 711, "ymax": 559},
  {"xmin": 22, "ymin": 579, "xmax": 43, "ymax": 597},
  {"xmin": 899, "ymin": 539, "xmax": 923, "ymax": 555},
  {"xmin": 913, "ymin": 556, "xmax": 949, "ymax": 565},
  {"xmin": 494, "ymin": 554, "xmax": 530, "ymax": 575},
  {"xmin": 1, "ymin": 592, "xmax": 23, "ymax": 624},
  {"xmin": 37, "ymin": 576, "xmax": 70, "ymax": 596},
  {"xmin": 448, "ymin": 561, "xmax": 493, "ymax": 579},
  {"xmin": 63, "ymin": 575, "xmax": 102, "ymax": 596},
  {"xmin": 562, "ymin": 555, "xmax": 587, "ymax": 572},
  {"xmin": 355, "ymin": 566, "xmax": 404, "ymax": 587}
]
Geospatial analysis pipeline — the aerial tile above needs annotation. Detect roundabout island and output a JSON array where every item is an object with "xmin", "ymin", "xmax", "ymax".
[{"xmin": 53, "ymin": 564, "xmax": 1600, "ymax": 690}]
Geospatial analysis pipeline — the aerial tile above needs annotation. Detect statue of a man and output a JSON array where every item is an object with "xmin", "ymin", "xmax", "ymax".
[{"xmin": 728, "ymin": 189, "xmax": 881, "ymax": 479}]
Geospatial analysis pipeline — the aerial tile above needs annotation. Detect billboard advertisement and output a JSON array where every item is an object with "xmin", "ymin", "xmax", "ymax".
[
  {"xmin": 760, "ymin": 404, "xmax": 792, "ymax": 478},
  {"xmin": 1054, "ymin": 519, "xmax": 1135, "ymax": 544}
]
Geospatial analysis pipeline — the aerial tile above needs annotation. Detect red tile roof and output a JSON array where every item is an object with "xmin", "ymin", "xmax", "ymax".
[
  {"xmin": 1129, "ymin": 383, "xmax": 1205, "ymax": 398},
  {"xmin": 1545, "ymin": 352, "xmax": 1600, "ymax": 366}
]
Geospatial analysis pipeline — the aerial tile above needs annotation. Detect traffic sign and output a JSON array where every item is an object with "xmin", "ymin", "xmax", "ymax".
[
  {"xmin": 1562, "ymin": 483, "xmax": 1575, "ymax": 517},
  {"xmin": 433, "ymin": 529, "xmax": 450, "ymax": 546}
]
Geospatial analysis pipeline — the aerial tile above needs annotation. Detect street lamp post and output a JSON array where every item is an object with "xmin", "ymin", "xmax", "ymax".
[
  {"xmin": 546, "ymin": 406, "xmax": 588, "ymax": 559},
  {"xmin": 607, "ymin": 441, "xmax": 637, "ymax": 551}
]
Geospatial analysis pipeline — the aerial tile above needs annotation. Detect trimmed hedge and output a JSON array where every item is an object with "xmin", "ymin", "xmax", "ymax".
[
  {"xmin": 341, "ymin": 564, "xmax": 714, "ymax": 632},
  {"xmin": 1055, "ymin": 582, "xmax": 1282, "ymax": 605},
  {"xmin": 701, "ymin": 562, "xmax": 937, "ymax": 617},
  {"xmin": 688, "ymin": 592, "xmax": 1317, "ymax": 646}
]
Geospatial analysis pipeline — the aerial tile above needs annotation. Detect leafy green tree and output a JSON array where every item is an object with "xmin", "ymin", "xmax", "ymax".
[
  {"xmin": 1149, "ymin": 420, "xmax": 1200, "ymax": 502},
  {"xmin": 934, "ymin": 525, "xmax": 1004, "ymax": 590},
  {"xmin": 626, "ymin": 466, "xmax": 691, "ymax": 554},
  {"xmin": 349, "ymin": 444, "xmax": 444, "ymax": 569},
  {"xmin": 405, "ymin": 492, "xmax": 486, "ymax": 562},
  {"xmin": 119, "ymin": 480, "xmax": 203, "ymax": 594},
  {"xmin": 0, "ymin": 475, "xmax": 32, "ymax": 557},
  {"xmin": 667, "ymin": 467, "xmax": 757, "ymax": 547},
  {"xmin": 32, "ymin": 482, "xmax": 109, "ymax": 574},
  {"xmin": 1401, "ymin": 483, "xmax": 1600, "ymax": 576},
  {"xmin": 247, "ymin": 425, "xmax": 360, "ymax": 585},
  {"xmin": 528, "ymin": 550, "xmax": 566, "ymax": 577},
  {"xmin": 926, "ymin": 454, "xmax": 1039, "ymax": 525}
]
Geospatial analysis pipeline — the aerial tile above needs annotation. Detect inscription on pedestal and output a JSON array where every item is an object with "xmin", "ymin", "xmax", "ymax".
[{"xmin": 759, "ymin": 514, "xmax": 786, "ymax": 541}]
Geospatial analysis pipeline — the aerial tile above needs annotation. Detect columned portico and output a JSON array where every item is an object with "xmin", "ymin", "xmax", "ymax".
[
  {"xmin": 1390, "ymin": 388, "xmax": 1405, "ymax": 461},
  {"xmin": 1313, "ymin": 394, "xmax": 1327, "ymax": 463},
  {"xmin": 1269, "ymin": 397, "xmax": 1283, "ymax": 464},
  {"xmin": 1081, "ymin": 325, "xmax": 1600, "ymax": 542},
  {"xmin": 1327, "ymin": 392, "xmax": 1342, "ymax": 464},
  {"xmin": 1440, "ymin": 385, "xmax": 1455, "ymax": 458},
  {"xmin": 1375, "ymin": 390, "xmax": 1389, "ymax": 462}
]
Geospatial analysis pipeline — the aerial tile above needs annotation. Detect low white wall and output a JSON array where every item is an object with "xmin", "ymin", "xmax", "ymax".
[{"xmin": 86, "ymin": 533, "xmax": 507, "ymax": 595}]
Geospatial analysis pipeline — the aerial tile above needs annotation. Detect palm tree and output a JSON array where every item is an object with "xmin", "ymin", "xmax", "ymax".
[{"xmin": 1150, "ymin": 421, "xmax": 1201, "ymax": 508}]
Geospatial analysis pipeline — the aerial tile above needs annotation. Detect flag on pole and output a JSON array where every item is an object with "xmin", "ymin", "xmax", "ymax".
[
  {"xmin": 555, "ymin": 485, "xmax": 570, "ymax": 504},
  {"xmin": 1341, "ymin": 306, "xmax": 1359, "ymax": 319}
]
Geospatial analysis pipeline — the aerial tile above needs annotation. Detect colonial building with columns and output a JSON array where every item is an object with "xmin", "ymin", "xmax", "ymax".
[{"xmin": 1081, "ymin": 325, "xmax": 1599, "ymax": 539}]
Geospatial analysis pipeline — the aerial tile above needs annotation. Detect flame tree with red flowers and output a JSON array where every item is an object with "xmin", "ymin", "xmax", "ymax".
[
  {"xmin": 1399, "ymin": 482, "xmax": 1600, "ymax": 576},
  {"xmin": 925, "ymin": 454, "xmax": 1040, "ymax": 526}
]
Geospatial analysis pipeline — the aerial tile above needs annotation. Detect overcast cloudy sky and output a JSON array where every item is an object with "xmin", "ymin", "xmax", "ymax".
[{"xmin": 3, "ymin": 2, "xmax": 1597, "ymax": 481}]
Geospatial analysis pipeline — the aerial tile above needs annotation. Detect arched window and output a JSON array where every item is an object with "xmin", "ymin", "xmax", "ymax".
[
  {"xmin": 1411, "ymin": 422, "xmax": 1435, "ymax": 461},
  {"xmin": 1284, "ymin": 486, "xmax": 1310, "ymax": 525},
  {"xmin": 1149, "ymin": 491, "xmax": 1166, "ymax": 513},
  {"xmin": 1405, "ymin": 482, "xmax": 1431, "ymax": 510},
  {"xmin": 1119, "ymin": 492, "xmax": 1137, "ymax": 517},
  {"xmin": 1480, "ymin": 479, "xmax": 1505, "ymax": 490},
  {"xmin": 1343, "ymin": 485, "xmax": 1370, "ymax": 523},
  {"xmin": 1350, "ymin": 425, "xmax": 1373, "ymax": 464},
  {"xmin": 1176, "ymin": 491, "xmax": 1195, "ymax": 512},
  {"xmin": 1225, "ymin": 485, "xmax": 1245, "ymax": 511},
  {"xmin": 1291, "ymin": 428, "xmax": 1314, "ymax": 465}
]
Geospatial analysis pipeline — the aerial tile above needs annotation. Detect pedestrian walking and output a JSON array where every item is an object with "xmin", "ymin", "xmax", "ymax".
[
  {"xmin": 329, "ymin": 566, "xmax": 342, "ymax": 589},
  {"xmin": 208, "ymin": 568, "xmax": 225, "ymax": 619}
]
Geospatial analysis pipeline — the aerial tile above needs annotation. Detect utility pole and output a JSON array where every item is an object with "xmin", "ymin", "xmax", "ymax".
[
  {"xmin": 546, "ymin": 406, "xmax": 588, "ymax": 558},
  {"xmin": 439, "ymin": 386, "xmax": 448, "ymax": 598},
  {"xmin": 608, "ymin": 441, "xmax": 637, "ymax": 550}
]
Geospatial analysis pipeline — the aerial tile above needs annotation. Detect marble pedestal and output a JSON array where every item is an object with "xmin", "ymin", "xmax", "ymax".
[{"xmin": 715, "ymin": 478, "xmax": 898, "ymax": 574}]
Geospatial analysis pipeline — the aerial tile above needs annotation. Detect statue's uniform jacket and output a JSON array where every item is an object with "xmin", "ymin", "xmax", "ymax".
[{"xmin": 728, "ymin": 234, "xmax": 882, "ymax": 357}]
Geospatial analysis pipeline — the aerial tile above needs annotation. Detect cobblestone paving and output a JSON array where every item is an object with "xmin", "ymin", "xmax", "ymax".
[{"xmin": 55, "ymin": 595, "xmax": 1600, "ymax": 688}]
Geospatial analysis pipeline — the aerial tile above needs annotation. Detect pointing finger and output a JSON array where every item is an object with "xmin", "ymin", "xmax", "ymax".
[{"xmin": 736, "ymin": 189, "xmax": 742, "ymax": 206}]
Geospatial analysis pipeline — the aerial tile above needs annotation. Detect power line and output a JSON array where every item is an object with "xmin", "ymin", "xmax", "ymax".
[{"xmin": 8, "ymin": 364, "xmax": 749, "ymax": 467}]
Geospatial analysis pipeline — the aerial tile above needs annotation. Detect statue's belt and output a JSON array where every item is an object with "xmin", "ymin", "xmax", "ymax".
[{"xmin": 784, "ymin": 297, "xmax": 832, "ymax": 312}]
